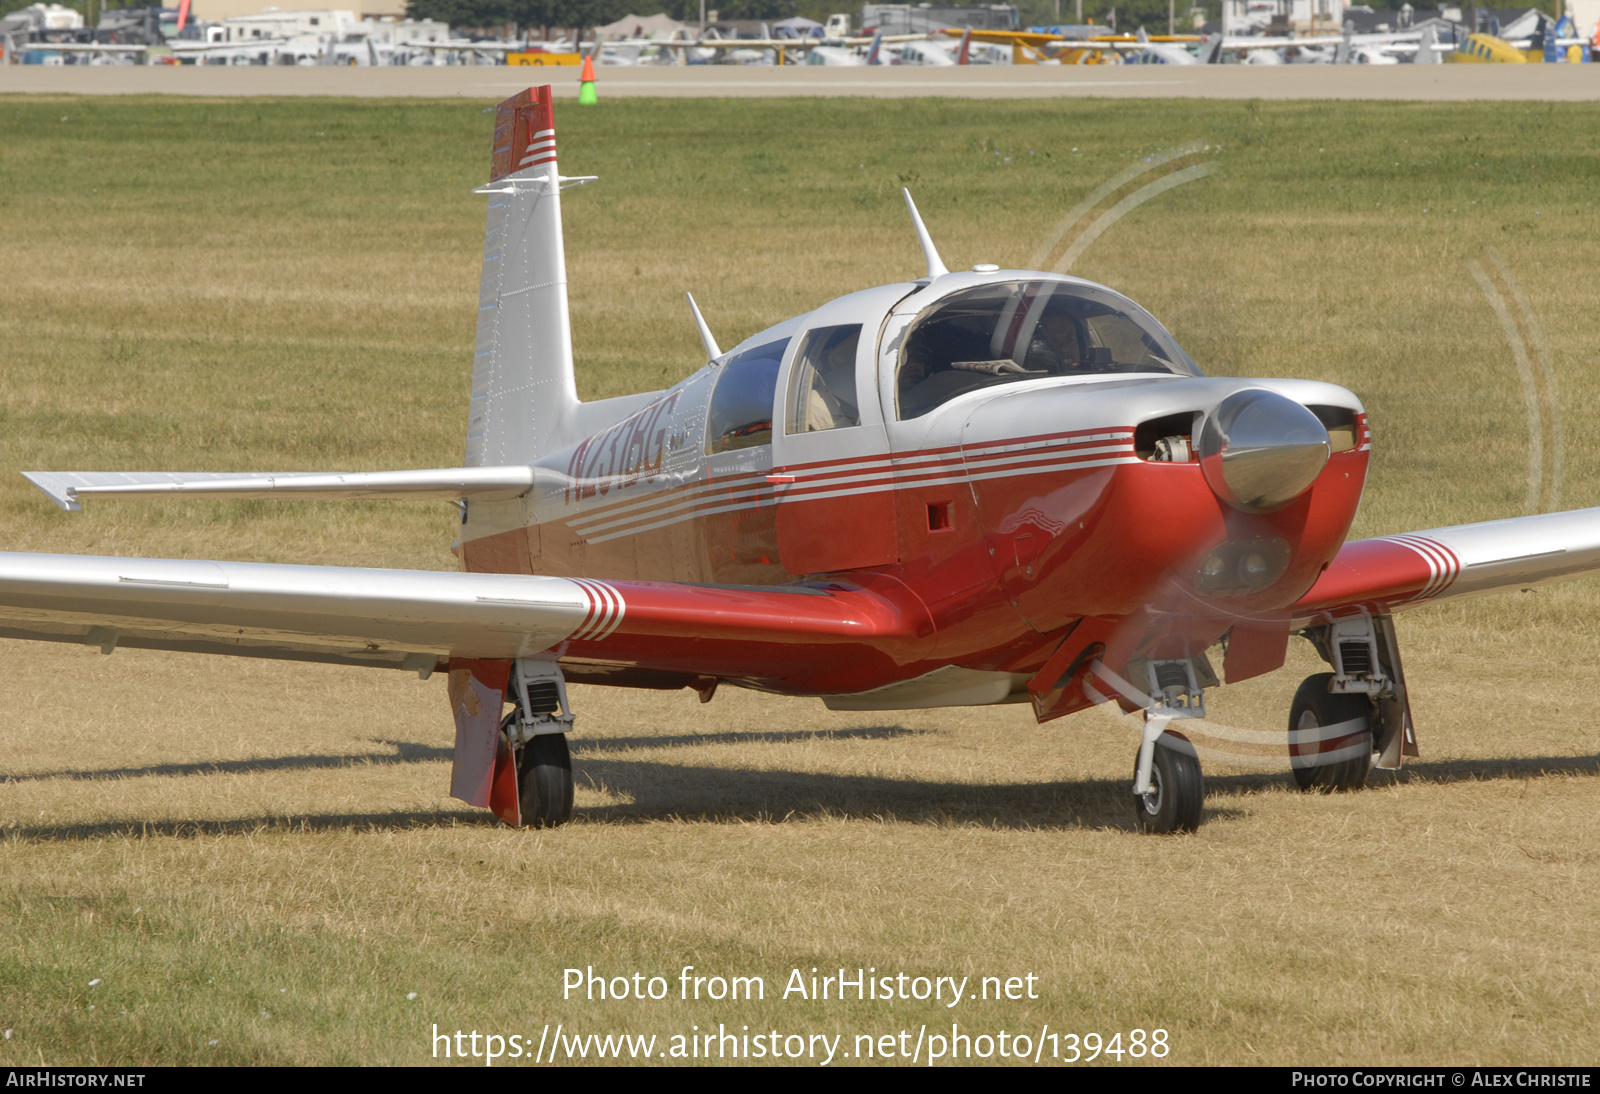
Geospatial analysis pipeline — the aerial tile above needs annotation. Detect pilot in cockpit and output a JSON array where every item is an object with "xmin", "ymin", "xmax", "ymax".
[{"xmin": 896, "ymin": 281, "xmax": 1194, "ymax": 420}]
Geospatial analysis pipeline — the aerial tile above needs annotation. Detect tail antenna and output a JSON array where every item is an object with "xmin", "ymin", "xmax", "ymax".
[
  {"xmin": 685, "ymin": 293, "xmax": 722, "ymax": 360},
  {"xmin": 901, "ymin": 189, "xmax": 949, "ymax": 280}
]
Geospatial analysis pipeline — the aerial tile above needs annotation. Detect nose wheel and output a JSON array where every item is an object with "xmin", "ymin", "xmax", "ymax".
[{"xmin": 1133, "ymin": 732, "xmax": 1204, "ymax": 834}]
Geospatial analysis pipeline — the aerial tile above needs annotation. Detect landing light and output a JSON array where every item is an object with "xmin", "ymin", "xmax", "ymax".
[{"xmin": 1196, "ymin": 537, "xmax": 1290, "ymax": 596}]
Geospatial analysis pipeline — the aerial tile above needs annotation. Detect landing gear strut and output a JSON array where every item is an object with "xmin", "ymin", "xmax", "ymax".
[
  {"xmin": 505, "ymin": 660, "xmax": 576, "ymax": 828},
  {"xmin": 1130, "ymin": 657, "xmax": 1210, "ymax": 834}
]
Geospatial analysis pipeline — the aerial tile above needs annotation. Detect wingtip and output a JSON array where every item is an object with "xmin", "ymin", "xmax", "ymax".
[{"xmin": 22, "ymin": 472, "xmax": 81, "ymax": 512}]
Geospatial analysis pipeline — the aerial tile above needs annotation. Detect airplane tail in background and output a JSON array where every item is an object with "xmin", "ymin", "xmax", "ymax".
[
  {"xmin": 866, "ymin": 31, "xmax": 883, "ymax": 64},
  {"xmin": 956, "ymin": 28, "xmax": 972, "ymax": 64},
  {"xmin": 466, "ymin": 86, "xmax": 580, "ymax": 468}
]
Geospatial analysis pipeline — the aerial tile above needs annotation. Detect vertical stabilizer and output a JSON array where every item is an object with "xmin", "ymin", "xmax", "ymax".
[{"xmin": 465, "ymin": 86, "xmax": 580, "ymax": 467}]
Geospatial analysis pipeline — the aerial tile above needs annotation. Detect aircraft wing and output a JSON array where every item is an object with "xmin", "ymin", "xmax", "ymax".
[
  {"xmin": 936, "ymin": 28, "xmax": 1069, "ymax": 47},
  {"xmin": 0, "ymin": 551, "xmax": 931, "ymax": 684},
  {"xmin": 20, "ymin": 42, "xmax": 148, "ymax": 52},
  {"xmin": 678, "ymin": 35, "xmax": 925, "ymax": 47},
  {"xmin": 405, "ymin": 40, "xmax": 536, "ymax": 51},
  {"xmin": 1294, "ymin": 507, "xmax": 1600, "ymax": 622},
  {"xmin": 25, "ymin": 467, "xmax": 541, "ymax": 512}
]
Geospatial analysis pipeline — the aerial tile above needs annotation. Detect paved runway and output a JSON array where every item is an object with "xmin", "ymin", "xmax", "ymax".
[{"xmin": 3, "ymin": 62, "xmax": 1599, "ymax": 100}]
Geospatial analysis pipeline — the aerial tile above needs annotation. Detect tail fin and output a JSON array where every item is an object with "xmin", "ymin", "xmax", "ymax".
[
  {"xmin": 866, "ymin": 31, "xmax": 883, "ymax": 64},
  {"xmin": 465, "ymin": 86, "xmax": 579, "ymax": 468},
  {"xmin": 956, "ymin": 27, "xmax": 972, "ymax": 64}
]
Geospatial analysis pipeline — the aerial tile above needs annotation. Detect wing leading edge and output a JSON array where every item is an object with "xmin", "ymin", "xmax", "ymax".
[
  {"xmin": 1295, "ymin": 506, "xmax": 1600, "ymax": 621},
  {"xmin": 0, "ymin": 551, "xmax": 933, "ymax": 688}
]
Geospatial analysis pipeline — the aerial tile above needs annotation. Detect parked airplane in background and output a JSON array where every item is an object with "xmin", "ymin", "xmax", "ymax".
[
  {"xmin": 12, "ymin": 86, "xmax": 1600, "ymax": 836},
  {"xmin": 1447, "ymin": 30, "xmax": 1531, "ymax": 61},
  {"xmin": 1446, "ymin": 13, "xmax": 1591, "ymax": 61}
]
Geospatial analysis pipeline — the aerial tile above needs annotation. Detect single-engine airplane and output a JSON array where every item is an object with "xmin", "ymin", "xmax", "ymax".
[{"xmin": 11, "ymin": 86, "xmax": 1600, "ymax": 834}]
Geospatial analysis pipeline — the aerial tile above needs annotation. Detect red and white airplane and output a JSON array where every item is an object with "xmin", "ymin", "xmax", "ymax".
[{"xmin": 10, "ymin": 86, "xmax": 1597, "ymax": 833}]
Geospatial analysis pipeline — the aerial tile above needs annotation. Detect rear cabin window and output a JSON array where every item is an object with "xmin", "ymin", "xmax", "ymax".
[
  {"xmin": 706, "ymin": 338, "xmax": 789, "ymax": 454},
  {"xmin": 896, "ymin": 280, "xmax": 1199, "ymax": 420},
  {"xmin": 786, "ymin": 324, "xmax": 862, "ymax": 435}
]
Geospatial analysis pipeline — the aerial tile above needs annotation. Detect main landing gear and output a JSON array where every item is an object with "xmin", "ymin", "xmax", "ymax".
[
  {"xmin": 504, "ymin": 660, "xmax": 576, "ymax": 828},
  {"xmin": 1292, "ymin": 612, "xmax": 1414, "ymax": 792},
  {"xmin": 1288, "ymin": 674, "xmax": 1371, "ymax": 792}
]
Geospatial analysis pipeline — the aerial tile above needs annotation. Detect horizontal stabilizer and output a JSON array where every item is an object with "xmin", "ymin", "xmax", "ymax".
[{"xmin": 24, "ymin": 467, "xmax": 540, "ymax": 512}]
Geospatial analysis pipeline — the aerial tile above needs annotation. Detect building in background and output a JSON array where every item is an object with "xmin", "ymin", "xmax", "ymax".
[
  {"xmin": 0, "ymin": 3, "xmax": 83, "ymax": 35},
  {"xmin": 195, "ymin": 0, "xmax": 404, "ymax": 18},
  {"xmin": 217, "ymin": 8, "xmax": 446, "ymax": 42},
  {"xmin": 593, "ymin": 12, "xmax": 690, "ymax": 39},
  {"xmin": 860, "ymin": 3, "xmax": 1018, "ymax": 33},
  {"xmin": 1221, "ymin": 0, "xmax": 1343, "ymax": 33},
  {"xmin": 1571, "ymin": 0, "xmax": 1600, "ymax": 36}
]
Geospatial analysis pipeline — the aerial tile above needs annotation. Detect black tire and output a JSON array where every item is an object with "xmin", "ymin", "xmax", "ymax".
[
  {"xmin": 1289, "ymin": 673, "xmax": 1373, "ymax": 793},
  {"xmin": 518, "ymin": 733, "xmax": 574, "ymax": 828},
  {"xmin": 1133, "ymin": 734, "xmax": 1204, "ymax": 834}
]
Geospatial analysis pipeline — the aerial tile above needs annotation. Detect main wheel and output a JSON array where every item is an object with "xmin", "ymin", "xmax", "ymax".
[
  {"xmin": 1133, "ymin": 734, "xmax": 1204, "ymax": 834},
  {"xmin": 518, "ymin": 733, "xmax": 574, "ymax": 828},
  {"xmin": 1289, "ymin": 673, "xmax": 1373, "ymax": 792}
]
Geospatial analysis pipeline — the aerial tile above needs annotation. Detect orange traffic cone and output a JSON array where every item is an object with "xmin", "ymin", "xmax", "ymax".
[{"xmin": 578, "ymin": 53, "xmax": 597, "ymax": 104}]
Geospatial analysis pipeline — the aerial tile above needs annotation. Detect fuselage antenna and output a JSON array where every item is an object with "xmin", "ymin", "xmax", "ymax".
[
  {"xmin": 686, "ymin": 292, "xmax": 722, "ymax": 361},
  {"xmin": 902, "ymin": 188, "xmax": 949, "ymax": 280}
]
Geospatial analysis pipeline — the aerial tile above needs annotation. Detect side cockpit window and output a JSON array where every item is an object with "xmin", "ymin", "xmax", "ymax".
[
  {"xmin": 706, "ymin": 338, "xmax": 789, "ymax": 454},
  {"xmin": 896, "ymin": 280, "xmax": 1199, "ymax": 420},
  {"xmin": 786, "ymin": 324, "xmax": 862, "ymax": 435}
]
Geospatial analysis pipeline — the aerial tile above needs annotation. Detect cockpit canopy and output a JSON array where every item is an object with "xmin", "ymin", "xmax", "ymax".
[{"xmin": 896, "ymin": 279, "xmax": 1201, "ymax": 419}]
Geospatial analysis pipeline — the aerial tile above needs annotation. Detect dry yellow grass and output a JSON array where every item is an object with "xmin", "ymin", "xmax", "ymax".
[{"xmin": 0, "ymin": 95, "xmax": 1598, "ymax": 1065}]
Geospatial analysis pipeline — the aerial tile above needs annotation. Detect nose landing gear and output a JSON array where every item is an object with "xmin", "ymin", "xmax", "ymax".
[
  {"xmin": 1129, "ymin": 657, "xmax": 1212, "ymax": 833},
  {"xmin": 1133, "ymin": 728, "xmax": 1204, "ymax": 834}
]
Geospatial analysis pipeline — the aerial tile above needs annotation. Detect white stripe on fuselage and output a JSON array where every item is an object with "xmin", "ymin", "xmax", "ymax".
[{"xmin": 557, "ymin": 432, "xmax": 1139, "ymax": 545}]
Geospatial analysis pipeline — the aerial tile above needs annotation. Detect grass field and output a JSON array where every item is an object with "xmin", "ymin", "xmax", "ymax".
[{"xmin": 2, "ymin": 94, "xmax": 1600, "ymax": 1066}]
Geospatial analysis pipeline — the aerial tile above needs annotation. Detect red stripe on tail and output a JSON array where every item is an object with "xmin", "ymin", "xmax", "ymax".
[{"xmin": 490, "ymin": 86, "xmax": 555, "ymax": 184}]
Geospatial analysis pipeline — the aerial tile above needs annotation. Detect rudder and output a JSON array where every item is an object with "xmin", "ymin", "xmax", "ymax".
[{"xmin": 466, "ymin": 86, "xmax": 580, "ymax": 468}]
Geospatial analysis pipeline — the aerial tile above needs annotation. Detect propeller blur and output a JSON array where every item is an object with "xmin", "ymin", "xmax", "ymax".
[{"xmin": 11, "ymin": 86, "xmax": 1600, "ymax": 832}]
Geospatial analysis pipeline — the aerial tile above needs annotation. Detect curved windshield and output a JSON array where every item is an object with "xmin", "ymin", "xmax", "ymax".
[{"xmin": 897, "ymin": 280, "xmax": 1199, "ymax": 419}]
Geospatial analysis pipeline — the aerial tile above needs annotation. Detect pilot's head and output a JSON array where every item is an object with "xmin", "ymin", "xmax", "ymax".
[
  {"xmin": 1037, "ymin": 312, "xmax": 1082, "ymax": 370},
  {"xmin": 901, "ymin": 330, "xmax": 934, "ymax": 386}
]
